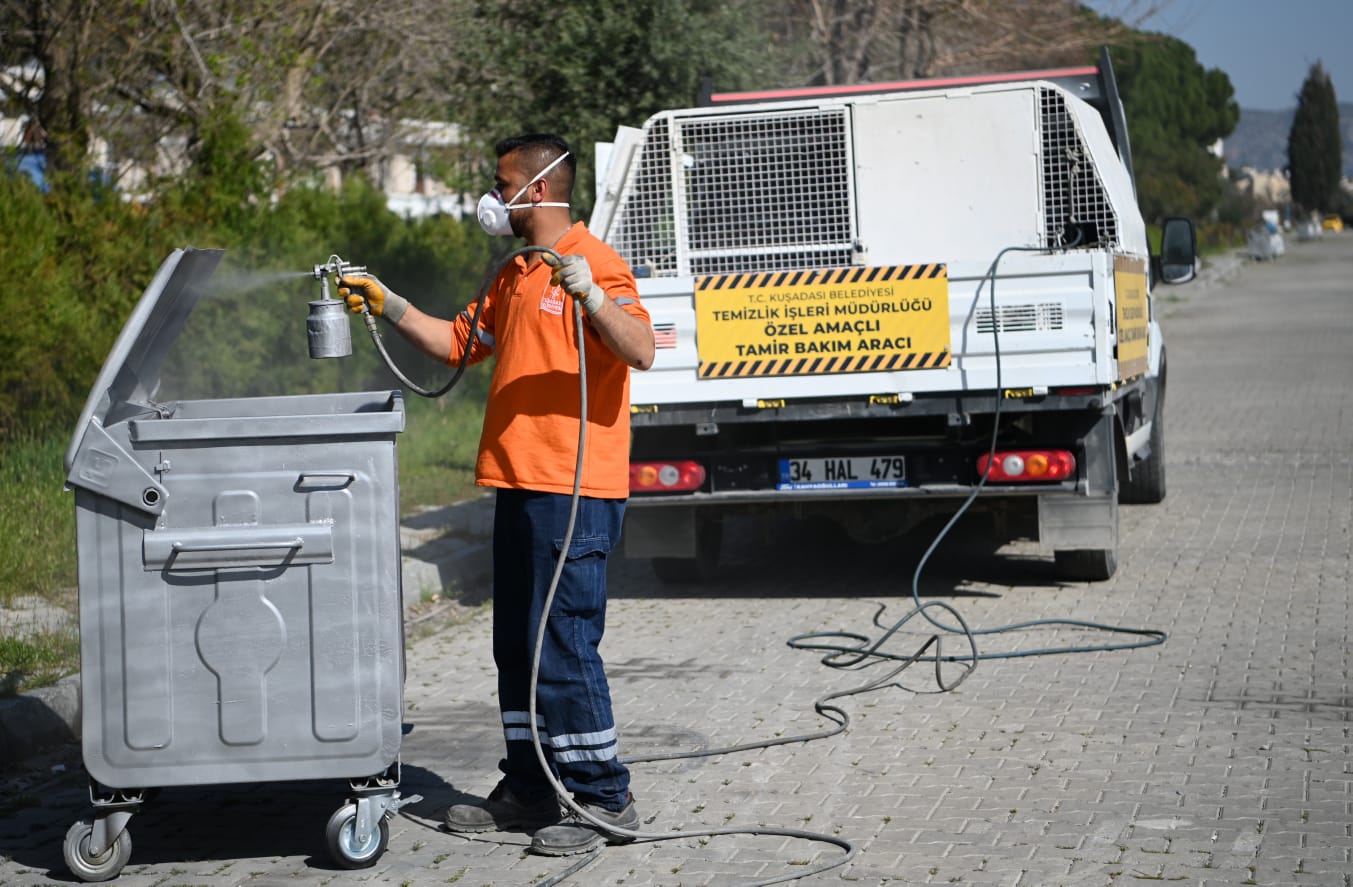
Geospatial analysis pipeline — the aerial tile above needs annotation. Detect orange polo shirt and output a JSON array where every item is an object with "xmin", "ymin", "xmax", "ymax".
[{"xmin": 447, "ymin": 222, "xmax": 649, "ymax": 499}]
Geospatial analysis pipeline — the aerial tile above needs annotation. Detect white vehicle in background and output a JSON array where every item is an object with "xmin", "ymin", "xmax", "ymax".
[{"xmin": 593, "ymin": 50, "xmax": 1197, "ymax": 583}]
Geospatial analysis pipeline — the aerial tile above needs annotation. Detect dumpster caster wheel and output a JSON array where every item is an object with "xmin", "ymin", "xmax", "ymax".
[
  {"xmin": 326, "ymin": 803, "xmax": 389, "ymax": 869},
  {"xmin": 63, "ymin": 819, "xmax": 132, "ymax": 883}
]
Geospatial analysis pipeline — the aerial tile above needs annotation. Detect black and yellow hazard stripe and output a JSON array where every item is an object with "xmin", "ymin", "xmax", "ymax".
[
  {"xmin": 699, "ymin": 350, "xmax": 950, "ymax": 378},
  {"xmin": 695, "ymin": 263, "xmax": 946, "ymax": 291},
  {"xmin": 695, "ymin": 264, "xmax": 949, "ymax": 378}
]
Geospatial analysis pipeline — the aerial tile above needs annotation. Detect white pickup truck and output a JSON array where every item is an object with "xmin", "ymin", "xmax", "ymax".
[{"xmin": 591, "ymin": 51, "xmax": 1198, "ymax": 583}]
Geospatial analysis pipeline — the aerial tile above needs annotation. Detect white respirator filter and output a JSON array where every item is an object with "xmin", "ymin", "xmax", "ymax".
[{"xmin": 477, "ymin": 189, "xmax": 513, "ymax": 237}]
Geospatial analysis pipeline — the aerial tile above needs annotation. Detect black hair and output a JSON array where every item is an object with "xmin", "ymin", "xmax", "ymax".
[{"xmin": 495, "ymin": 133, "xmax": 576, "ymax": 196}]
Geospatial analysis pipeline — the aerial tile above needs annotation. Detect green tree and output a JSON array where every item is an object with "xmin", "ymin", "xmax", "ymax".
[
  {"xmin": 0, "ymin": 0, "xmax": 170, "ymax": 175},
  {"xmin": 764, "ymin": 0, "xmax": 1128, "ymax": 86},
  {"xmin": 1105, "ymin": 33, "xmax": 1239, "ymax": 223},
  {"xmin": 1287, "ymin": 62, "xmax": 1342, "ymax": 215},
  {"xmin": 0, "ymin": 99, "xmax": 494, "ymax": 441},
  {"xmin": 0, "ymin": 164, "xmax": 174, "ymax": 438},
  {"xmin": 1, "ymin": 0, "xmax": 469, "ymax": 188},
  {"xmin": 446, "ymin": 0, "xmax": 780, "ymax": 217}
]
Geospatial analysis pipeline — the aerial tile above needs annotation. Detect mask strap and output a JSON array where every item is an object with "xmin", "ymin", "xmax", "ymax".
[{"xmin": 504, "ymin": 151, "xmax": 572, "ymax": 210}]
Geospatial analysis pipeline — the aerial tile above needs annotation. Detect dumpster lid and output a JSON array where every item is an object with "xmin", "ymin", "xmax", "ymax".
[{"xmin": 65, "ymin": 248, "xmax": 225, "ymax": 473}]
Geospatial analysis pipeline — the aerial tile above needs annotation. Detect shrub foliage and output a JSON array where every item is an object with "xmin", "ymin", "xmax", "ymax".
[{"xmin": 1, "ymin": 112, "xmax": 494, "ymax": 440}]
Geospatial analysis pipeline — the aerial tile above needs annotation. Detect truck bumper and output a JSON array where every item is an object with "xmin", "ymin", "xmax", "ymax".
[{"xmin": 625, "ymin": 405, "xmax": 1120, "ymax": 558}]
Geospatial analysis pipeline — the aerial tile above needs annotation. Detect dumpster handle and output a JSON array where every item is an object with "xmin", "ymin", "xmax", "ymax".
[
  {"xmin": 145, "ymin": 525, "xmax": 333, "ymax": 571},
  {"xmin": 296, "ymin": 472, "xmax": 356, "ymax": 490},
  {"xmin": 171, "ymin": 538, "xmax": 304, "ymax": 554}
]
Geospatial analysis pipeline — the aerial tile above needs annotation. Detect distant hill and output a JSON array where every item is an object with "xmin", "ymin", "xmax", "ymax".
[{"xmin": 1224, "ymin": 102, "xmax": 1353, "ymax": 176}]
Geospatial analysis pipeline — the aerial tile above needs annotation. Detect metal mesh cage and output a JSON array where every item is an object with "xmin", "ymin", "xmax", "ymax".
[
  {"xmin": 609, "ymin": 108, "xmax": 856, "ymax": 277},
  {"xmin": 1039, "ymin": 88, "xmax": 1119, "ymax": 250},
  {"xmin": 609, "ymin": 117, "xmax": 678, "ymax": 277}
]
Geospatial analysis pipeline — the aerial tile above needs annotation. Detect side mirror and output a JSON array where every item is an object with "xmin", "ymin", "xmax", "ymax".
[{"xmin": 1158, "ymin": 217, "xmax": 1197, "ymax": 284}]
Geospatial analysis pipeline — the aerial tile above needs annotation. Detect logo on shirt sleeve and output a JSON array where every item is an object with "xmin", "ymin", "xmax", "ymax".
[{"xmin": 540, "ymin": 284, "xmax": 565, "ymax": 316}]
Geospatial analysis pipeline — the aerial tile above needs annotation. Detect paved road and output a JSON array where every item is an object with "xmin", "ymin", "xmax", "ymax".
[{"xmin": 2, "ymin": 236, "xmax": 1350, "ymax": 886}]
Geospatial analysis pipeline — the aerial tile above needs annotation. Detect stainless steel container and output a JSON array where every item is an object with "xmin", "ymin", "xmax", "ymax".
[{"xmin": 62, "ymin": 248, "xmax": 408, "ymax": 879}]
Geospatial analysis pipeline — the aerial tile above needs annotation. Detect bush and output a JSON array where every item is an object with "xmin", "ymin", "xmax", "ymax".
[
  {"xmin": 0, "ymin": 172, "xmax": 167, "ymax": 437},
  {"xmin": 0, "ymin": 128, "xmax": 496, "ymax": 441},
  {"xmin": 1196, "ymin": 222, "xmax": 1247, "ymax": 255}
]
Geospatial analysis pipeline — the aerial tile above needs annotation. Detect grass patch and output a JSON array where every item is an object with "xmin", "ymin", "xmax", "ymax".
[
  {"xmin": 398, "ymin": 386, "xmax": 489, "ymax": 513},
  {"xmin": 1148, "ymin": 221, "xmax": 1246, "ymax": 259},
  {"xmin": 0, "ymin": 433, "xmax": 77, "ymax": 609},
  {"xmin": 0, "ymin": 432, "xmax": 80, "ymax": 695},
  {"xmin": 0, "ymin": 630, "xmax": 80, "ymax": 697}
]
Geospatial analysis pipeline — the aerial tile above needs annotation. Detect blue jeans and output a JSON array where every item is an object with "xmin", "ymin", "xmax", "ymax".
[{"xmin": 491, "ymin": 488, "xmax": 631, "ymax": 810}]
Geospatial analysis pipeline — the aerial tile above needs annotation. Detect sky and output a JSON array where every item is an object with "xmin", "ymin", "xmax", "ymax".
[{"xmin": 1088, "ymin": 0, "xmax": 1353, "ymax": 110}]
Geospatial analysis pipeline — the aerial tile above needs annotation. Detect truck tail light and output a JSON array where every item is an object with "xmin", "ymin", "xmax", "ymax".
[
  {"xmin": 976, "ymin": 449, "xmax": 1075, "ymax": 482},
  {"xmin": 630, "ymin": 460, "xmax": 706, "ymax": 493}
]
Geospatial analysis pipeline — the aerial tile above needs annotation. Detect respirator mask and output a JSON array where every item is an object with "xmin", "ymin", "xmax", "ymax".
[{"xmin": 477, "ymin": 151, "xmax": 572, "ymax": 236}]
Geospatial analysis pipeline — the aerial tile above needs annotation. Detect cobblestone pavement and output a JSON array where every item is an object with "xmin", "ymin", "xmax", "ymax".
[{"xmin": 1, "ymin": 238, "xmax": 1349, "ymax": 886}]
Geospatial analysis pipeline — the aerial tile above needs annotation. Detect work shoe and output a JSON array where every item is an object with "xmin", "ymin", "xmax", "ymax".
[
  {"xmin": 443, "ymin": 783, "xmax": 561, "ymax": 833},
  {"xmin": 529, "ymin": 793, "xmax": 640, "ymax": 856}
]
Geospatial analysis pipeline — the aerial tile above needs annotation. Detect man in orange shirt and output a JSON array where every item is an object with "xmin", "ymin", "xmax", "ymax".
[{"xmin": 340, "ymin": 133, "xmax": 654, "ymax": 856}]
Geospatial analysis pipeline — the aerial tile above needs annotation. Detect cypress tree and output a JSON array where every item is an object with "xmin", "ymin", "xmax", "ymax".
[{"xmin": 1287, "ymin": 62, "xmax": 1342, "ymax": 214}]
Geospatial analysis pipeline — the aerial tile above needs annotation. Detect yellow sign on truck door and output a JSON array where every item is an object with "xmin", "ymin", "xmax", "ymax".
[
  {"xmin": 1114, "ymin": 255, "xmax": 1149, "ymax": 380},
  {"xmin": 694, "ymin": 265, "xmax": 950, "ymax": 378}
]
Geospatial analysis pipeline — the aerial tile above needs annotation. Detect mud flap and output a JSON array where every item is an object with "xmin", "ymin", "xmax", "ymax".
[
  {"xmin": 1039, "ymin": 405, "xmax": 1119, "ymax": 552},
  {"xmin": 1038, "ymin": 494, "xmax": 1118, "ymax": 552}
]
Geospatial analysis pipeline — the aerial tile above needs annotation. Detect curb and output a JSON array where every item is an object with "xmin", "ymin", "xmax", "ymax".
[
  {"xmin": 400, "ymin": 495, "xmax": 496, "ymax": 604},
  {"xmin": 0, "ymin": 495, "xmax": 495, "ymax": 769},
  {"xmin": 0, "ymin": 674, "xmax": 81, "ymax": 763}
]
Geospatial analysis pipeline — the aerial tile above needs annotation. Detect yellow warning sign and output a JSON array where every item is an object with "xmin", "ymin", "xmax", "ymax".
[
  {"xmin": 694, "ymin": 265, "xmax": 950, "ymax": 378},
  {"xmin": 1114, "ymin": 255, "xmax": 1149, "ymax": 380}
]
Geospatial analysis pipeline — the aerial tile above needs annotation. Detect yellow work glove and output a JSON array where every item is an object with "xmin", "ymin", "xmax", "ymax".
[
  {"xmin": 544, "ymin": 253, "xmax": 607, "ymax": 315},
  {"xmin": 338, "ymin": 273, "xmax": 409, "ymax": 324}
]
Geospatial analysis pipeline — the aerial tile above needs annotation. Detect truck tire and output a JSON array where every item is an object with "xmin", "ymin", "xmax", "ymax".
[
  {"xmin": 650, "ymin": 514, "xmax": 722, "ymax": 584},
  {"xmin": 1119, "ymin": 407, "xmax": 1166, "ymax": 504},
  {"xmin": 1120, "ymin": 360, "xmax": 1167, "ymax": 505},
  {"xmin": 1053, "ymin": 547, "xmax": 1119, "ymax": 582}
]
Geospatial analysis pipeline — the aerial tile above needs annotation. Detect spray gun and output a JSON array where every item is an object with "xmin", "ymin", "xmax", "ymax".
[
  {"xmin": 303, "ymin": 249, "xmax": 466, "ymax": 397},
  {"xmin": 307, "ymin": 255, "xmax": 367, "ymax": 359}
]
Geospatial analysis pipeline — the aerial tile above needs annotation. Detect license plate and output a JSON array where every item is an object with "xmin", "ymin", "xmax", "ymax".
[{"xmin": 777, "ymin": 455, "xmax": 906, "ymax": 490}]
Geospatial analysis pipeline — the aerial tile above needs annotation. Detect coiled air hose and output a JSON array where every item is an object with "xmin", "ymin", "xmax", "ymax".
[
  {"xmin": 788, "ymin": 245, "xmax": 1166, "ymax": 676},
  {"xmin": 369, "ymin": 241, "xmax": 1165, "ymax": 884},
  {"xmin": 369, "ymin": 240, "xmax": 1169, "ymax": 884},
  {"xmin": 363, "ymin": 246, "xmax": 857, "ymax": 885},
  {"xmin": 591, "ymin": 246, "xmax": 1166, "ymax": 887}
]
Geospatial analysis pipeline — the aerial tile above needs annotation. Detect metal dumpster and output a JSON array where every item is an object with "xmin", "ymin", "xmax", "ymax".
[{"xmin": 61, "ymin": 247, "xmax": 408, "ymax": 880}]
